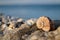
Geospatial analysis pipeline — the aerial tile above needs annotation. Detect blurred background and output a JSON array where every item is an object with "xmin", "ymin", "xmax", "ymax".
[{"xmin": 0, "ymin": 0, "xmax": 60, "ymax": 20}]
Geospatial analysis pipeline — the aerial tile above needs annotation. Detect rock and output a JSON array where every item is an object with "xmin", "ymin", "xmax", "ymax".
[
  {"xmin": 56, "ymin": 26, "xmax": 60, "ymax": 34},
  {"xmin": 3, "ymin": 27, "xmax": 13, "ymax": 35},
  {"xmin": 47, "ymin": 26, "xmax": 60, "ymax": 40},
  {"xmin": 8, "ymin": 21, "xmax": 16, "ymax": 29},
  {"xmin": 26, "ymin": 30, "xmax": 43, "ymax": 40},
  {"xmin": 25, "ymin": 26, "xmax": 60, "ymax": 40},
  {"xmin": 3, "ymin": 23, "xmax": 32, "ymax": 40},
  {"xmin": 22, "ymin": 34, "xmax": 29, "ymax": 40},
  {"xmin": 52, "ymin": 26, "xmax": 60, "ymax": 36},
  {"xmin": 22, "ymin": 25, "xmax": 38, "ymax": 40},
  {"xmin": 0, "ymin": 31, "xmax": 4, "ymax": 40},
  {"xmin": 14, "ymin": 18, "xmax": 25, "ymax": 28},
  {"xmin": 25, "ymin": 25, "xmax": 38, "ymax": 35},
  {"xmin": 18, "ymin": 23, "xmax": 37, "ymax": 35},
  {"xmin": 2, "ymin": 29, "xmax": 22, "ymax": 40},
  {"xmin": 1, "ymin": 24, "xmax": 7, "ymax": 31},
  {"xmin": 26, "ymin": 30, "xmax": 55, "ymax": 40},
  {"xmin": 0, "ymin": 35, "xmax": 3, "ymax": 40},
  {"xmin": 55, "ymin": 34, "xmax": 60, "ymax": 40},
  {"xmin": 21, "ymin": 22, "xmax": 38, "ymax": 40},
  {"xmin": 8, "ymin": 18, "xmax": 25, "ymax": 29},
  {"xmin": 15, "ymin": 22, "xmax": 24, "ymax": 28},
  {"xmin": 36, "ymin": 16, "xmax": 54, "ymax": 32},
  {"xmin": 2, "ymin": 24, "xmax": 21, "ymax": 40},
  {"xmin": 8, "ymin": 23, "xmax": 15, "ymax": 29},
  {"xmin": 0, "ymin": 22, "xmax": 2, "ymax": 26}
]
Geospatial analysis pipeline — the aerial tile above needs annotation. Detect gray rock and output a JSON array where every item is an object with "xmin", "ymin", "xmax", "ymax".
[
  {"xmin": 3, "ymin": 27, "xmax": 24, "ymax": 40},
  {"xmin": 26, "ymin": 30, "xmax": 55, "ymax": 40},
  {"xmin": 2, "ymin": 24, "xmax": 32, "ymax": 40}
]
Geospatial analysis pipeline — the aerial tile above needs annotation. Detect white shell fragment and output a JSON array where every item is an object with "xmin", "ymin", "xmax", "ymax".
[
  {"xmin": 25, "ymin": 18, "xmax": 37, "ymax": 26},
  {"xmin": 17, "ymin": 18, "xmax": 25, "ymax": 22}
]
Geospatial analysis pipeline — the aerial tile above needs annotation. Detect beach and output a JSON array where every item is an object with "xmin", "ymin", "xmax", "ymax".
[{"xmin": 0, "ymin": 15, "xmax": 60, "ymax": 40}]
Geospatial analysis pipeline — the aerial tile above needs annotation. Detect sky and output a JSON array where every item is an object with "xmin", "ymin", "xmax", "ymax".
[{"xmin": 0, "ymin": 0, "xmax": 60, "ymax": 5}]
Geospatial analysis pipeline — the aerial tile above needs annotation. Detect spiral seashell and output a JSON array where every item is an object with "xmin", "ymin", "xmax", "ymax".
[{"xmin": 36, "ymin": 16, "xmax": 54, "ymax": 32}]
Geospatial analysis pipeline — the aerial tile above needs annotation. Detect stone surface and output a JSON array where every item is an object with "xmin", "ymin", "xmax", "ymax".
[
  {"xmin": 2, "ymin": 24, "xmax": 32, "ymax": 40},
  {"xmin": 26, "ymin": 30, "xmax": 55, "ymax": 40},
  {"xmin": 0, "ymin": 24, "xmax": 60, "ymax": 40}
]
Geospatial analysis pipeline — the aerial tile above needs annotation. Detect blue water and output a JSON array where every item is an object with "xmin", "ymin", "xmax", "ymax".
[{"xmin": 0, "ymin": 5, "xmax": 60, "ymax": 20}]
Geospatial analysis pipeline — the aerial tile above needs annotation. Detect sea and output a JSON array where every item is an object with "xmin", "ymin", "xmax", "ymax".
[{"xmin": 0, "ymin": 5, "xmax": 60, "ymax": 20}]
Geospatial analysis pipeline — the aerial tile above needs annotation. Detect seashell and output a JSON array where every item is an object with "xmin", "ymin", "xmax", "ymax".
[
  {"xmin": 36, "ymin": 16, "xmax": 54, "ymax": 32},
  {"xmin": 17, "ymin": 18, "xmax": 24, "ymax": 22},
  {"xmin": 25, "ymin": 18, "xmax": 37, "ymax": 26}
]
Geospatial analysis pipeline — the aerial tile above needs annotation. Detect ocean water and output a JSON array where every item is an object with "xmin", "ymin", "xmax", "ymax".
[{"xmin": 0, "ymin": 5, "xmax": 60, "ymax": 20}]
